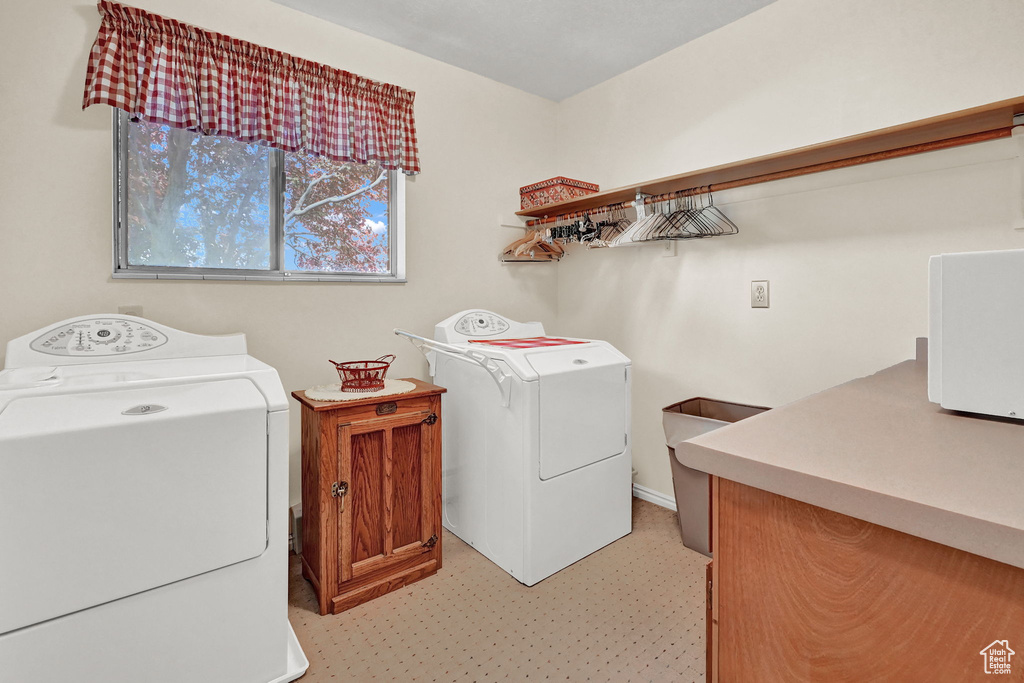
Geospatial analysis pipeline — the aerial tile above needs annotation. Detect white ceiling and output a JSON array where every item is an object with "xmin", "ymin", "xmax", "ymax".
[{"xmin": 271, "ymin": 0, "xmax": 777, "ymax": 101}]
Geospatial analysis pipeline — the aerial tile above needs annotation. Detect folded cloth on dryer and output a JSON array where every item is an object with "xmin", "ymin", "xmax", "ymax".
[
  {"xmin": 304, "ymin": 379, "xmax": 417, "ymax": 402},
  {"xmin": 468, "ymin": 337, "xmax": 586, "ymax": 348}
]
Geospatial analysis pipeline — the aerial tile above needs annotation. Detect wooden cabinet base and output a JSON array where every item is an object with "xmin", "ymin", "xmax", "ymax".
[
  {"xmin": 302, "ymin": 549, "xmax": 439, "ymax": 614},
  {"xmin": 332, "ymin": 560, "xmax": 438, "ymax": 613},
  {"xmin": 710, "ymin": 477, "xmax": 1024, "ymax": 682}
]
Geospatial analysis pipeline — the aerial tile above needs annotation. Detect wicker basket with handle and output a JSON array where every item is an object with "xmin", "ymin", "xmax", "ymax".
[{"xmin": 329, "ymin": 354, "xmax": 396, "ymax": 392}]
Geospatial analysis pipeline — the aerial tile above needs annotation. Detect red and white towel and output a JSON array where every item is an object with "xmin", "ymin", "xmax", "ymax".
[{"xmin": 468, "ymin": 337, "xmax": 587, "ymax": 349}]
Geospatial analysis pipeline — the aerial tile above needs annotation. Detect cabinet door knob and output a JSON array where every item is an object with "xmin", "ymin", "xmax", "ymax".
[
  {"xmin": 423, "ymin": 413, "xmax": 438, "ymax": 425},
  {"xmin": 332, "ymin": 481, "xmax": 350, "ymax": 511}
]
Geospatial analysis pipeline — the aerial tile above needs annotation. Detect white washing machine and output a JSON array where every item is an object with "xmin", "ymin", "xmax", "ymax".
[
  {"xmin": 396, "ymin": 310, "xmax": 631, "ymax": 586},
  {"xmin": 0, "ymin": 315, "xmax": 307, "ymax": 683}
]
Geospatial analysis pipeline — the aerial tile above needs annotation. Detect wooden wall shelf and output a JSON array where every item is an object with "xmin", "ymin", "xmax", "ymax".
[{"xmin": 516, "ymin": 95, "xmax": 1024, "ymax": 222}]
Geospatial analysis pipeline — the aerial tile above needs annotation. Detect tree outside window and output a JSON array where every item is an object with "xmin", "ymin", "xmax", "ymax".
[{"xmin": 115, "ymin": 113, "xmax": 404, "ymax": 281}]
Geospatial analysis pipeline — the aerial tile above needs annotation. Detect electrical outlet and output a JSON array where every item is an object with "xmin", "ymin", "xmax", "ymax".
[
  {"xmin": 751, "ymin": 281, "xmax": 769, "ymax": 308},
  {"xmin": 118, "ymin": 305, "xmax": 144, "ymax": 317}
]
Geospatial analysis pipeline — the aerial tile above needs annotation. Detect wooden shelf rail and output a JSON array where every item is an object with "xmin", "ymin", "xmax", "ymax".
[{"xmin": 516, "ymin": 95, "xmax": 1024, "ymax": 226}]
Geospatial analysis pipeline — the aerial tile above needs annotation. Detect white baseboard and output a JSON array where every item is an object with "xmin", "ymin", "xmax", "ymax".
[{"xmin": 632, "ymin": 483, "xmax": 677, "ymax": 512}]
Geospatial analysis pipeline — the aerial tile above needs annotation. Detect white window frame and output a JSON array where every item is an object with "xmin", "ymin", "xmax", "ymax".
[{"xmin": 111, "ymin": 111, "xmax": 406, "ymax": 283}]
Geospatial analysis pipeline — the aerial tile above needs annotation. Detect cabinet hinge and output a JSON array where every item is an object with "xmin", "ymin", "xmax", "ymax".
[
  {"xmin": 706, "ymin": 577, "xmax": 713, "ymax": 608},
  {"xmin": 422, "ymin": 413, "xmax": 438, "ymax": 425},
  {"xmin": 422, "ymin": 534, "xmax": 438, "ymax": 550}
]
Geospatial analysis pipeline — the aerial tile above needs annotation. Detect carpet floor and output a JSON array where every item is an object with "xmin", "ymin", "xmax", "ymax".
[{"xmin": 288, "ymin": 498, "xmax": 708, "ymax": 682}]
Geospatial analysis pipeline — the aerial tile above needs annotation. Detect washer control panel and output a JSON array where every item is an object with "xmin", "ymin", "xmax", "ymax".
[
  {"xmin": 29, "ymin": 317, "xmax": 169, "ymax": 356},
  {"xmin": 454, "ymin": 312, "xmax": 510, "ymax": 337}
]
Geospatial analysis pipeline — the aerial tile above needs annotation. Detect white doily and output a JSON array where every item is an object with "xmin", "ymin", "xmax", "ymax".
[{"xmin": 304, "ymin": 378, "xmax": 417, "ymax": 402}]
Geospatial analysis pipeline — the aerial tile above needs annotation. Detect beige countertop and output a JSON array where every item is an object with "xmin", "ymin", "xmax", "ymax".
[{"xmin": 675, "ymin": 357, "xmax": 1024, "ymax": 569}]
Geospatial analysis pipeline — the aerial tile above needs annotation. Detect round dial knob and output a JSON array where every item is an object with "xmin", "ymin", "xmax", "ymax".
[{"xmin": 89, "ymin": 327, "xmax": 122, "ymax": 344}]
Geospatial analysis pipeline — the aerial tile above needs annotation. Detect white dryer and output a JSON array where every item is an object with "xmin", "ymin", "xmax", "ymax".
[
  {"xmin": 396, "ymin": 310, "xmax": 631, "ymax": 586},
  {"xmin": 0, "ymin": 315, "xmax": 307, "ymax": 683}
]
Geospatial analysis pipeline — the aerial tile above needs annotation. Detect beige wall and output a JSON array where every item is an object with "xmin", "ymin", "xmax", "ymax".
[
  {"xmin": 0, "ymin": 0, "xmax": 559, "ymax": 504},
  {"xmin": 552, "ymin": 0, "xmax": 1024, "ymax": 496},
  {"xmin": 5, "ymin": 0, "xmax": 1024, "ymax": 509}
]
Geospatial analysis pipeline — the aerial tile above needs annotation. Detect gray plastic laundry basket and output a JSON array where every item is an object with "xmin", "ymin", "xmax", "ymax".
[{"xmin": 662, "ymin": 398, "xmax": 768, "ymax": 557}]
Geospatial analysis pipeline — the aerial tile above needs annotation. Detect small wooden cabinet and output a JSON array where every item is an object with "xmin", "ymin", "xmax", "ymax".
[{"xmin": 292, "ymin": 379, "xmax": 446, "ymax": 614}]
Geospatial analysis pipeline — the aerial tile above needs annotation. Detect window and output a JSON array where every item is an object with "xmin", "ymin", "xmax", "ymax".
[{"xmin": 113, "ymin": 112, "xmax": 405, "ymax": 282}]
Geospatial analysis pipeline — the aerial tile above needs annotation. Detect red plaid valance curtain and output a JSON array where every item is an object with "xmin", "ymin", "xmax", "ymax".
[{"xmin": 82, "ymin": 0, "xmax": 421, "ymax": 174}]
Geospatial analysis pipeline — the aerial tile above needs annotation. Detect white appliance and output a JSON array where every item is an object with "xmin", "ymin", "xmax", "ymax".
[
  {"xmin": 929, "ymin": 249, "xmax": 1024, "ymax": 420},
  {"xmin": 0, "ymin": 315, "xmax": 308, "ymax": 683},
  {"xmin": 396, "ymin": 310, "xmax": 632, "ymax": 586}
]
